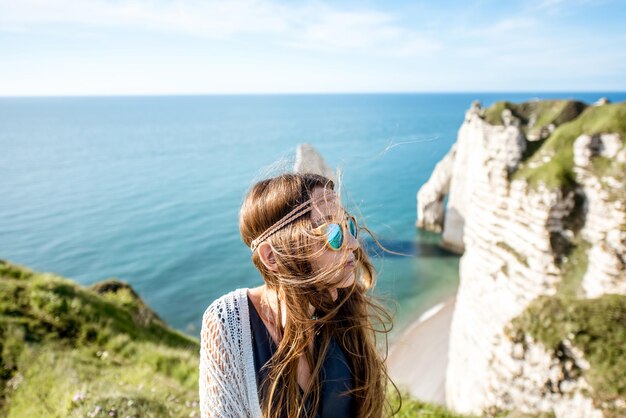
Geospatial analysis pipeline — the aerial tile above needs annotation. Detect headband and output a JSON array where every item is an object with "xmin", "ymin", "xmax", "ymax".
[{"xmin": 249, "ymin": 194, "xmax": 327, "ymax": 253}]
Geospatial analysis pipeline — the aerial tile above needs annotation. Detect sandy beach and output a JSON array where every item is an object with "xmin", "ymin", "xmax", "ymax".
[{"xmin": 387, "ymin": 297, "xmax": 456, "ymax": 405}]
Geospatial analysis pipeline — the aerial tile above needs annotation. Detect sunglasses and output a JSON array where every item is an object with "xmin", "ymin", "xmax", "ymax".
[{"xmin": 311, "ymin": 214, "xmax": 359, "ymax": 251}]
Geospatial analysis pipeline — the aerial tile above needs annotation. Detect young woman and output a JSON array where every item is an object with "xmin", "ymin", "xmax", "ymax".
[{"xmin": 199, "ymin": 173, "xmax": 396, "ymax": 418}]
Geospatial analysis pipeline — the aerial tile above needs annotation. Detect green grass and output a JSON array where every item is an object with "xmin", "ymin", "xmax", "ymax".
[
  {"xmin": 5, "ymin": 343, "xmax": 197, "ymax": 417},
  {"xmin": 388, "ymin": 390, "xmax": 555, "ymax": 418},
  {"xmin": 481, "ymin": 100, "xmax": 586, "ymax": 140},
  {"xmin": 481, "ymin": 99, "xmax": 626, "ymax": 191},
  {"xmin": 556, "ymin": 239, "xmax": 591, "ymax": 298},
  {"xmin": 590, "ymin": 153, "xmax": 626, "ymax": 202},
  {"xmin": 482, "ymin": 101, "xmax": 510, "ymax": 126},
  {"xmin": 0, "ymin": 259, "xmax": 199, "ymax": 417},
  {"xmin": 388, "ymin": 390, "xmax": 476, "ymax": 418},
  {"xmin": 512, "ymin": 102, "xmax": 626, "ymax": 190},
  {"xmin": 509, "ymin": 295, "xmax": 626, "ymax": 417}
]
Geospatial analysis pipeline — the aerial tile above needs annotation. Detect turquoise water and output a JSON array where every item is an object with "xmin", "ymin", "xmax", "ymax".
[{"xmin": 1, "ymin": 93, "xmax": 623, "ymax": 336}]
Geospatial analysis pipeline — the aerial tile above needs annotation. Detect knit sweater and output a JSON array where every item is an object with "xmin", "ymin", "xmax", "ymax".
[{"xmin": 199, "ymin": 288, "xmax": 263, "ymax": 418}]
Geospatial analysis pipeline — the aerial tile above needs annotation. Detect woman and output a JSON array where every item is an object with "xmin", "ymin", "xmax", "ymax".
[{"xmin": 199, "ymin": 173, "xmax": 396, "ymax": 418}]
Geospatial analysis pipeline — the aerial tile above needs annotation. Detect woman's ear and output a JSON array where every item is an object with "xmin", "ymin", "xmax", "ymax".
[{"xmin": 258, "ymin": 242, "xmax": 279, "ymax": 271}]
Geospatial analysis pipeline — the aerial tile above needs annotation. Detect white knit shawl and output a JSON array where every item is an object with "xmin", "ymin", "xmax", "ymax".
[{"xmin": 199, "ymin": 288, "xmax": 263, "ymax": 418}]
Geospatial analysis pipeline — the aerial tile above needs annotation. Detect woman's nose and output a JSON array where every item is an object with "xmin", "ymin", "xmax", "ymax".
[{"xmin": 344, "ymin": 228, "xmax": 359, "ymax": 251}]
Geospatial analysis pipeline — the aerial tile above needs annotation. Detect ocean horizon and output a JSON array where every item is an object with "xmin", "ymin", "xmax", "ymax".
[{"xmin": 2, "ymin": 92, "xmax": 625, "ymax": 337}]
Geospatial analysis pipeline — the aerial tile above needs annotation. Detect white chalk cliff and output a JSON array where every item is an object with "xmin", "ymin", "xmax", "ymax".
[{"xmin": 417, "ymin": 99, "xmax": 626, "ymax": 417}]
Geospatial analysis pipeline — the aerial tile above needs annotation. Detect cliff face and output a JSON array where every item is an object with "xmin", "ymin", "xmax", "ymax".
[
  {"xmin": 573, "ymin": 132, "xmax": 626, "ymax": 297},
  {"xmin": 417, "ymin": 100, "xmax": 626, "ymax": 417}
]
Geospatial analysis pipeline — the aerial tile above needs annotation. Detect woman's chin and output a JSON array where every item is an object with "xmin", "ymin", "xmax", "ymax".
[{"xmin": 334, "ymin": 271, "xmax": 355, "ymax": 289}]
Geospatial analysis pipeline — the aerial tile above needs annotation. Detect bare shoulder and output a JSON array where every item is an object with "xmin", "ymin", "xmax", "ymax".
[{"xmin": 246, "ymin": 285, "xmax": 268, "ymax": 320}]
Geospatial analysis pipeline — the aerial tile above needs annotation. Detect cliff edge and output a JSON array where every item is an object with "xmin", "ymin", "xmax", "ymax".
[
  {"xmin": 0, "ymin": 260, "xmax": 200, "ymax": 417},
  {"xmin": 417, "ymin": 99, "xmax": 625, "ymax": 417}
]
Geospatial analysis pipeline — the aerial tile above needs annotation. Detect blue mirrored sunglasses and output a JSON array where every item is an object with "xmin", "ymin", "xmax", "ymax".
[{"xmin": 312, "ymin": 215, "xmax": 359, "ymax": 251}]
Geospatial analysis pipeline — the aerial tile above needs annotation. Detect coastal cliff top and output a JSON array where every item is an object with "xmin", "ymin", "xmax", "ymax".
[
  {"xmin": 480, "ymin": 100, "xmax": 626, "ymax": 190},
  {"xmin": 481, "ymin": 99, "xmax": 587, "ymax": 140},
  {"xmin": 509, "ymin": 294, "xmax": 626, "ymax": 415}
]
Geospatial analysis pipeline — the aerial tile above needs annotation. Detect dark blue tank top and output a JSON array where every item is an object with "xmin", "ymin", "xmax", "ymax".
[{"xmin": 247, "ymin": 295, "xmax": 355, "ymax": 417}]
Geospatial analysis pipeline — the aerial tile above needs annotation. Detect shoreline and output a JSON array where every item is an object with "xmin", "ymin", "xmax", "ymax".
[{"xmin": 387, "ymin": 296, "xmax": 456, "ymax": 405}]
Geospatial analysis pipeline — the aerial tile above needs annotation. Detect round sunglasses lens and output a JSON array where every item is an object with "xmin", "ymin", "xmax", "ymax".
[
  {"xmin": 348, "ymin": 217, "xmax": 358, "ymax": 238},
  {"xmin": 326, "ymin": 223, "xmax": 343, "ymax": 250}
]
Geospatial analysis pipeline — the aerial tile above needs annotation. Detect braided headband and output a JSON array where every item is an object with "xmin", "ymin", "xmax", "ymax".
[{"xmin": 249, "ymin": 195, "xmax": 327, "ymax": 253}]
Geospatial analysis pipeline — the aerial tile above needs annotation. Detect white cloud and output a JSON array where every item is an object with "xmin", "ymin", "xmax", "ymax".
[
  {"xmin": 526, "ymin": 0, "xmax": 602, "ymax": 15},
  {"xmin": 489, "ymin": 17, "xmax": 537, "ymax": 32},
  {"xmin": 300, "ymin": 9, "xmax": 399, "ymax": 49},
  {"xmin": 1, "ymin": 0, "xmax": 623, "ymax": 94},
  {"xmin": 537, "ymin": 0, "xmax": 567, "ymax": 10},
  {"xmin": 0, "ymin": 0, "xmax": 288, "ymax": 38},
  {"xmin": 0, "ymin": 0, "xmax": 441, "ymax": 56},
  {"xmin": 280, "ymin": 7, "xmax": 441, "ymax": 56},
  {"xmin": 467, "ymin": 17, "xmax": 538, "ymax": 38}
]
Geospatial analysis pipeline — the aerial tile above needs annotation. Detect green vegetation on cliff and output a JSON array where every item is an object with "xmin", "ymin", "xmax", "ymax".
[
  {"xmin": 512, "ymin": 102, "xmax": 626, "ymax": 190},
  {"xmin": 504, "ymin": 97, "xmax": 626, "ymax": 415},
  {"xmin": 482, "ymin": 99, "xmax": 626, "ymax": 190},
  {"xmin": 509, "ymin": 294, "xmax": 626, "ymax": 417},
  {"xmin": 388, "ymin": 390, "xmax": 476, "ymax": 418},
  {"xmin": 556, "ymin": 238, "xmax": 590, "ymax": 298},
  {"xmin": 482, "ymin": 100, "xmax": 586, "ymax": 142},
  {"xmin": 0, "ymin": 260, "xmax": 200, "ymax": 417}
]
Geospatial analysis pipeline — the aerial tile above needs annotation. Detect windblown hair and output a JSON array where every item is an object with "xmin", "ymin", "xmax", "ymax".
[{"xmin": 239, "ymin": 173, "xmax": 398, "ymax": 418}]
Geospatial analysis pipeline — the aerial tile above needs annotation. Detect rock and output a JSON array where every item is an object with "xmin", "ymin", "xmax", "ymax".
[
  {"xmin": 90, "ymin": 279, "xmax": 163, "ymax": 325},
  {"xmin": 574, "ymin": 133, "xmax": 623, "ymax": 168},
  {"xmin": 91, "ymin": 279, "xmax": 139, "ymax": 296},
  {"xmin": 502, "ymin": 109, "xmax": 519, "ymax": 127},
  {"xmin": 593, "ymin": 97, "xmax": 610, "ymax": 106},
  {"xmin": 293, "ymin": 143, "xmax": 336, "ymax": 182},
  {"xmin": 512, "ymin": 343, "xmax": 525, "ymax": 360},
  {"xmin": 573, "ymin": 135, "xmax": 599, "ymax": 167},
  {"xmin": 599, "ymin": 133, "xmax": 622, "ymax": 158},
  {"xmin": 560, "ymin": 380, "xmax": 576, "ymax": 393},
  {"xmin": 416, "ymin": 144, "xmax": 456, "ymax": 232}
]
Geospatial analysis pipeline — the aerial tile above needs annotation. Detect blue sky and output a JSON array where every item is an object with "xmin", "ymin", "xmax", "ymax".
[{"xmin": 1, "ymin": 0, "xmax": 625, "ymax": 95}]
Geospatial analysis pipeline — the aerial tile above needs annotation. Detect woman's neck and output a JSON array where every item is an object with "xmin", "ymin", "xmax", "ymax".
[
  {"xmin": 261, "ymin": 285, "xmax": 329, "ymax": 327},
  {"xmin": 261, "ymin": 286, "xmax": 286, "ymax": 328}
]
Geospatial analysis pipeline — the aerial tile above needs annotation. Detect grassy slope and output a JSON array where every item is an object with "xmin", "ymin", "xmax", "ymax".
[
  {"xmin": 511, "ymin": 102, "xmax": 626, "ymax": 190},
  {"xmin": 388, "ymin": 391, "xmax": 476, "ymax": 418},
  {"xmin": 509, "ymin": 295, "xmax": 625, "ymax": 417},
  {"xmin": 482, "ymin": 100, "xmax": 586, "ymax": 138},
  {"xmin": 0, "ymin": 260, "xmax": 200, "ymax": 417},
  {"xmin": 0, "ymin": 260, "xmax": 469, "ymax": 417}
]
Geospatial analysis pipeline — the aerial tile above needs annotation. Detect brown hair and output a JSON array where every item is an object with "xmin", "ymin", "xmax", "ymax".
[{"xmin": 239, "ymin": 173, "xmax": 398, "ymax": 418}]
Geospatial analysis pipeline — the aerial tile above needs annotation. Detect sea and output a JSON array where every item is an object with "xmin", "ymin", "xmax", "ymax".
[{"xmin": 1, "ymin": 92, "xmax": 624, "ymax": 338}]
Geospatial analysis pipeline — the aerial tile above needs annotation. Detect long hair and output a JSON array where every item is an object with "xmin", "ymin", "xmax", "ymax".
[{"xmin": 239, "ymin": 173, "xmax": 398, "ymax": 418}]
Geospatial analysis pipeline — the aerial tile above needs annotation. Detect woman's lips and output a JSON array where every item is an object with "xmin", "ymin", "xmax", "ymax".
[{"xmin": 345, "ymin": 260, "xmax": 355, "ymax": 269}]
